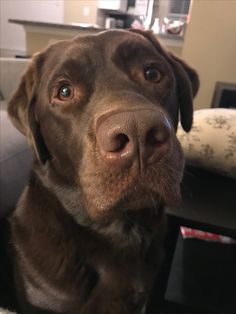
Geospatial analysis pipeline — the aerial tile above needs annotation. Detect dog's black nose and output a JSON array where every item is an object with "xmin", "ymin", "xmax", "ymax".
[{"xmin": 96, "ymin": 109, "xmax": 171, "ymax": 168}]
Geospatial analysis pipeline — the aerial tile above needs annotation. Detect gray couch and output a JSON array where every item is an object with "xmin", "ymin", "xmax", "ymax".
[{"xmin": 0, "ymin": 58, "xmax": 32, "ymax": 313}]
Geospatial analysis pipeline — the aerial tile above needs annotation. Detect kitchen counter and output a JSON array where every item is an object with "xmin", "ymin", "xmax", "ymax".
[
  {"xmin": 9, "ymin": 19, "xmax": 104, "ymax": 34},
  {"xmin": 9, "ymin": 19, "xmax": 184, "ymax": 56}
]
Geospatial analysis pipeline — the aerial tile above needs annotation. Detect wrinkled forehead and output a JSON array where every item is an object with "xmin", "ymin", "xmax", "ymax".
[{"xmin": 41, "ymin": 30, "xmax": 161, "ymax": 76}]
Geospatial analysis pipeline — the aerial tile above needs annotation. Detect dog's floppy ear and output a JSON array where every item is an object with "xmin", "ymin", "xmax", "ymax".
[
  {"xmin": 130, "ymin": 29, "xmax": 199, "ymax": 132},
  {"xmin": 8, "ymin": 54, "xmax": 50, "ymax": 164},
  {"xmin": 167, "ymin": 52, "xmax": 199, "ymax": 131}
]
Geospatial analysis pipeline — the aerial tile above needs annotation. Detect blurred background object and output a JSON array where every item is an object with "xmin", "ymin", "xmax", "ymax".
[{"xmin": 0, "ymin": 0, "xmax": 235, "ymax": 111}]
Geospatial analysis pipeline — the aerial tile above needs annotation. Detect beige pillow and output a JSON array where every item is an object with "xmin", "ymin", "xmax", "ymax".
[{"xmin": 177, "ymin": 108, "xmax": 236, "ymax": 178}]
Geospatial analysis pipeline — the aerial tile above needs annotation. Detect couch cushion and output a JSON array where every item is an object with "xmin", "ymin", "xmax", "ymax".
[
  {"xmin": 0, "ymin": 109, "xmax": 33, "ymax": 218},
  {"xmin": 0, "ymin": 100, "xmax": 8, "ymax": 110},
  {"xmin": 177, "ymin": 108, "xmax": 236, "ymax": 178}
]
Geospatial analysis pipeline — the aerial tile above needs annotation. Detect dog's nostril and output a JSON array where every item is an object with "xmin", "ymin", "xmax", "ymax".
[
  {"xmin": 111, "ymin": 133, "xmax": 130, "ymax": 152},
  {"xmin": 146, "ymin": 127, "xmax": 169, "ymax": 146},
  {"xmin": 146, "ymin": 128, "xmax": 159, "ymax": 146}
]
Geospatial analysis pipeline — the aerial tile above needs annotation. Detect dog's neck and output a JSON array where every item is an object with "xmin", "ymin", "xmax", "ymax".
[
  {"xmin": 15, "ymin": 164, "xmax": 163, "ymax": 254},
  {"xmin": 11, "ymin": 166, "xmax": 165, "ymax": 312},
  {"xmin": 29, "ymin": 162, "xmax": 163, "ymax": 254}
]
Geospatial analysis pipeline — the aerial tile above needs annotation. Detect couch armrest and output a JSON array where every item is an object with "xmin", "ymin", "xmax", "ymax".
[{"xmin": 0, "ymin": 58, "xmax": 30, "ymax": 101}]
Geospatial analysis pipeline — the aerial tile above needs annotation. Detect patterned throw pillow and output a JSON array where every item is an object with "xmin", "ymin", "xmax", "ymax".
[
  {"xmin": 177, "ymin": 108, "xmax": 236, "ymax": 178},
  {"xmin": 0, "ymin": 309, "xmax": 17, "ymax": 314}
]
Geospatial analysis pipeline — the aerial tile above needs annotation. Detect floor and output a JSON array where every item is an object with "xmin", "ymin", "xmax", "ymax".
[{"xmin": 165, "ymin": 233, "xmax": 236, "ymax": 314}]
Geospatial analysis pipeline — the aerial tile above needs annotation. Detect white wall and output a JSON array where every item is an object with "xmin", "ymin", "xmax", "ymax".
[
  {"xmin": 182, "ymin": 0, "xmax": 236, "ymax": 109},
  {"xmin": 64, "ymin": 0, "xmax": 98, "ymax": 25},
  {"xmin": 0, "ymin": 0, "xmax": 64, "ymax": 54}
]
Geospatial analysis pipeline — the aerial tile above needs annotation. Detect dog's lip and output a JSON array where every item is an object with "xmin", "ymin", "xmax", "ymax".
[
  {"xmin": 120, "ymin": 204, "xmax": 165, "ymax": 226},
  {"xmin": 121, "ymin": 204, "xmax": 164, "ymax": 212},
  {"xmin": 118, "ymin": 193, "xmax": 163, "ymax": 212}
]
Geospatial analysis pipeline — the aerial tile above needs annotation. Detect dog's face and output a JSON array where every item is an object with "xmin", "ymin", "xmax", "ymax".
[{"xmin": 8, "ymin": 30, "xmax": 199, "ymax": 224}]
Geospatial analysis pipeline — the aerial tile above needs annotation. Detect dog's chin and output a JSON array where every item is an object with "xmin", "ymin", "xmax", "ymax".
[
  {"xmin": 85, "ymin": 181, "xmax": 180, "ymax": 224},
  {"xmin": 115, "ymin": 178, "xmax": 180, "ymax": 209},
  {"xmin": 116, "ymin": 190, "xmax": 161, "ymax": 211}
]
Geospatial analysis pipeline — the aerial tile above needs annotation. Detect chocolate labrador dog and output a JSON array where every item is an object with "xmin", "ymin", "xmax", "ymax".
[{"xmin": 6, "ymin": 29, "xmax": 199, "ymax": 314}]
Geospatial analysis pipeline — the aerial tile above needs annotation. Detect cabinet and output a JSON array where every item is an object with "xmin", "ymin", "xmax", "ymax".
[{"xmin": 98, "ymin": 0, "xmax": 128, "ymax": 13}]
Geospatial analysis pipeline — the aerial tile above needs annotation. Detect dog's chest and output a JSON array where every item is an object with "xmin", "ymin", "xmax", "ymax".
[
  {"xmin": 22, "ymin": 253, "xmax": 149, "ymax": 314},
  {"xmin": 86, "ymin": 257, "xmax": 151, "ymax": 314},
  {"xmin": 20, "ymin": 223, "xmax": 155, "ymax": 314},
  {"xmin": 14, "ymin": 200, "xmax": 163, "ymax": 313}
]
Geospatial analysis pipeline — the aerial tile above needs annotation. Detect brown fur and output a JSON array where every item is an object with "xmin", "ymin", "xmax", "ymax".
[{"xmin": 7, "ymin": 30, "xmax": 199, "ymax": 313}]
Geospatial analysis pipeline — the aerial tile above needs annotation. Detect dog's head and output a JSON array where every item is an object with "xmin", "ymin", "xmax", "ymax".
[{"xmin": 8, "ymin": 30, "xmax": 199, "ymax": 224}]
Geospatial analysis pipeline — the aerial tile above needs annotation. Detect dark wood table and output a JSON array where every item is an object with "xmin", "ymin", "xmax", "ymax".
[
  {"xmin": 146, "ymin": 166, "xmax": 236, "ymax": 314},
  {"xmin": 168, "ymin": 166, "xmax": 236, "ymax": 237}
]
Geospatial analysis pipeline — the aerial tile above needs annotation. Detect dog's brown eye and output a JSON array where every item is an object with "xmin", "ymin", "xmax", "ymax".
[
  {"xmin": 144, "ymin": 68, "xmax": 162, "ymax": 83},
  {"xmin": 57, "ymin": 85, "xmax": 73, "ymax": 100}
]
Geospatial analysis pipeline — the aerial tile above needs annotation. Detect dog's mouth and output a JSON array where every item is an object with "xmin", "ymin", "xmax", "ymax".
[
  {"xmin": 80, "ymin": 162, "xmax": 182, "ymax": 223},
  {"xmin": 115, "ymin": 179, "xmax": 162, "ymax": 211}
]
